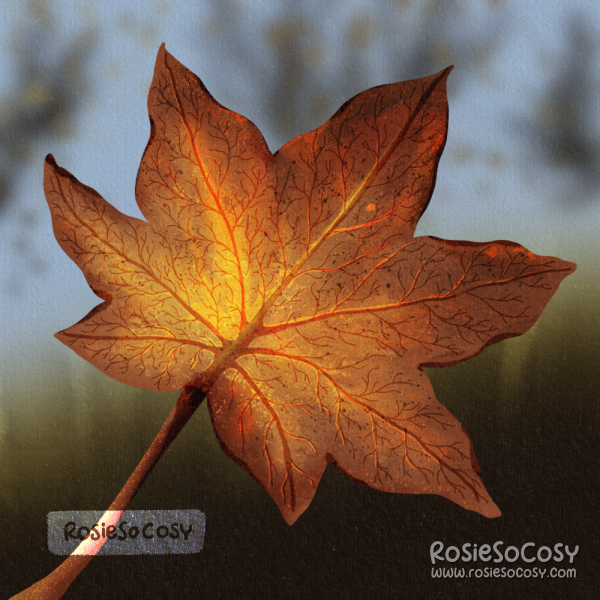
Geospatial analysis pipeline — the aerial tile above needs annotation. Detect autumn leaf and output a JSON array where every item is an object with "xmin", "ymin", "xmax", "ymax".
[{"xmin": 44, "ymin": 44, "xmax": 576, "ymax": 525}]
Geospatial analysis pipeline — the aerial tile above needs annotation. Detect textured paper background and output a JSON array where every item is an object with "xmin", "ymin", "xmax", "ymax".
[{"xmin": 1, "ymin": 1, "xmax": 598, "ymax": 598}]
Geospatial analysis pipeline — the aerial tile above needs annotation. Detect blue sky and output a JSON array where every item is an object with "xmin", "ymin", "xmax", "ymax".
[{"xmin": 1, "ymin": 0, "xmax": 598, "ymax": 375}]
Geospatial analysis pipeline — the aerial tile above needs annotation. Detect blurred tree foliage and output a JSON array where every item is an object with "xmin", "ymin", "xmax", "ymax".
[
  {"xmin": 528, "ymin": 17, "xmax": 600, "ymax": 200},
  {"xmin": 206, "ymin": 0, "xmax": 507, "ymax": 149},
  {"xmin": 0, "ymin": 0, "xmax": 96, "ymax": 214}
]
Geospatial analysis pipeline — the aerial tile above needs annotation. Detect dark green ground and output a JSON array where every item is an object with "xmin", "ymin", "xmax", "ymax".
[{"xmin": 1, "ymin": 277, "xmax": 597, "ymax": 599}]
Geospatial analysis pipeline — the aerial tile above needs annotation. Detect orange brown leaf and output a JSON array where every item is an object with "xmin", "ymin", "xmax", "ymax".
[{"xmin": 44, "ymin": 44, "xmax": 576, "ymax": 524}]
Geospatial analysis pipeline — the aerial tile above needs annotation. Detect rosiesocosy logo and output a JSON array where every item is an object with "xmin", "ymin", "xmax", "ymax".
[
  {"xmin": 430, "ymin": 541, "xmax": 579, "ymax": 579},
  {"xmin": 48, "ymin": 510, "xmax": 205, "ymax": 555}
]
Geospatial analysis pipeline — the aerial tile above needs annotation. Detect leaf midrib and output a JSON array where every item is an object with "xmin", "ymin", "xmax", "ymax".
[
  {"xmin": 259, "ymin": 264, "xmax": 573, "ymax": 336},
  {"xmin": 163, "ymin": 57, "xmax": 248, "ymax": 329}
]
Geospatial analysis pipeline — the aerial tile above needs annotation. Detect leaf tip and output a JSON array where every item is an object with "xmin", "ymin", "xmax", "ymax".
[
  {"xmin": 282, "ymin": 512, "xmax": 300, "ymax": 526},
  {"xmin": 43, "ymin": 154, "xmax": 60, "ymax": 192},
  {"xmin": 156, "ymin": 42, "xmax": 178, "ymax": 70},
  {"xmin": 482, "ymin": 501, "xmax": 502, "ymax": 519},
  {"xmin": 439, "ymin": 65, "xmax": 454, "ymax": 84},
  {"xmin": 44, "ymin": 154, "xmax": 59, "ymax": 179},
  {"xmin": 278, "ymin": 498, "xmax": 314, "ymax": 525},
  {"xmin": 156, "ymin": 42, "xmax": 167, "ymax": 62},
  {"xmin": 44, "ymin": 155, "xmax": 75, "ymax": 191}
]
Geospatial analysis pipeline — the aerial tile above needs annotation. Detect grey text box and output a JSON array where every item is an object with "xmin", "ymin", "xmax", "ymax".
[{"xmin": 48, "ymin": 509, "xmax": 205, "ymax": 555}]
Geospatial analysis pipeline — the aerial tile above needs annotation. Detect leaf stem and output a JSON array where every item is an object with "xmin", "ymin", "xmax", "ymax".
[{"xmin": 10, "ymin": 385, "xmax": 206, "ymax": 600}]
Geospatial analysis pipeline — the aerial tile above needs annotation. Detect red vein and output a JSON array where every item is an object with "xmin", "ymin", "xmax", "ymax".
[
  {"xmin": 235, "ymin": 363, "xmax": 296, "ymax": 512},
  {"xmin": 234, "ymin": 68, "xmax": 453, "ymax": 347},
  {"xmin": 260, "ymin": 265, "xmax": 572, "ymax": 336},
  {"xmin": 163, "ymin": 58, "xmax": 248, "ymax": 329},
  {"xmin": 51, "ymin": 172, "xmax": 224, "ymax": 344},
  {"xmin": 61, "ymin": 333, "xmax": 217, "ymax": 352},
  {"xmin": 244, "ymin": 347, "xmax": 485, "ymax": 503}
]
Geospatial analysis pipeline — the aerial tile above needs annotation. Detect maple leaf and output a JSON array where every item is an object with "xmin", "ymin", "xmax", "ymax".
[{"xmin": 44, "ymin": 44, "xmax": 575, "ymax": 525}]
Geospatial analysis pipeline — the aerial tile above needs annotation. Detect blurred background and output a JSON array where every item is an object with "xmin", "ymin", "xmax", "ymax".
[{"xmin": 0, "ymin": 1, "xmax": 598, "ymax": 598}]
